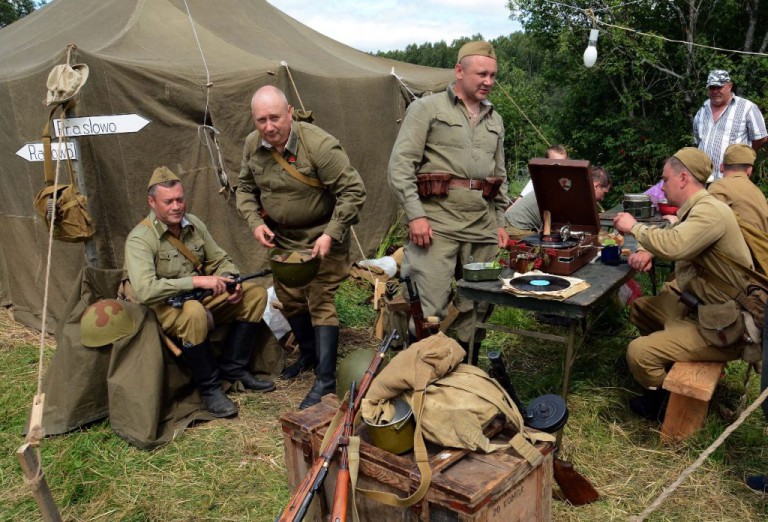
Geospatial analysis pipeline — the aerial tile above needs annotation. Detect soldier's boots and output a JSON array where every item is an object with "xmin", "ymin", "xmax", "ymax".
[
  {"xmin": 219, "ymin": 321, "xmax": 276, "ymax": 392},
  {"xmin": 629, "ymin": 388, "xmax": 670, "ymax": 422},
  {"xmin": 299, "ymin": 325, "xmax": 339, "ymax": 410},
  {"xmin": 281, "ymin": 313, "xmax": 317, "ymax": 379},
  {"xmin": 457, "ymin": 339, "xmax": 481, "ymax": 366},
  {"xmin": 182, "ymin": 340, "xmax": 238, "ymax": 418}
]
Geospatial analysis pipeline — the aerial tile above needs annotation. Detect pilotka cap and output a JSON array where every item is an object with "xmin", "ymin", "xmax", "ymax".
[
  {"xmin": 148, "ymin": 166, "xmax": 180, "ymax": 189},
  {"xmin": 457, "ymin": 41, "xmax": 496, "ymax": 63},
  {"xmin": 673, "ymin": 147, "xmax": 712, "ymax": 183},
  {"xmin": 723, "ymin": 143, "xmax": 756, "ymax": 166}
]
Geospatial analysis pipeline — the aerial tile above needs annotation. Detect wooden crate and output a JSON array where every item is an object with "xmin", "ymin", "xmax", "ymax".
[{"xmin": 280, "ymin": 396, "xmax": 553, "ymax": 521}]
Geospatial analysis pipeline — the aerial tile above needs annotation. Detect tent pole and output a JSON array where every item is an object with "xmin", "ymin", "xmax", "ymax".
[{"xmin": 16, "ymin": 443, "xmax": 63, "ymax": 522}]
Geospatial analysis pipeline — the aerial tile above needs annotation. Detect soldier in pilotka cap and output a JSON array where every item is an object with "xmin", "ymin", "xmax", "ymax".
[
  {"xmin": 124, "ymin": 166, "xmax": 275, "ymax": 419},
  {"xmin": 612, "ymin": 148, "xmax": 753, "ymax": 421},
  {"xmin": 387, "ymin": 41, "xmax": 509, "ymax": 364}
]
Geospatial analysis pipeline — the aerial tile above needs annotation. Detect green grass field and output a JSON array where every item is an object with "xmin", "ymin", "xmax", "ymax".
[{"xmin": 2, "ymin": 276, "xmax": 768, "ymax": 521}]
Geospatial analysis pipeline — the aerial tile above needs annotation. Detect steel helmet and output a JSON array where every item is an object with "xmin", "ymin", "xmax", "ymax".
[
  {"xmin": 270, "ymin": 249, "xmax": 321, "ymax": 288},
  {"xmin": 80, "ymin": 299, "xmax": 135, "ymax": 347},
  {"xmin": 363, "ymin": 397, "xmax": 415, "ymax": 455},
  {"xmin": 337, "ymin": 348, "xmax": 389, "ymax": 401}
]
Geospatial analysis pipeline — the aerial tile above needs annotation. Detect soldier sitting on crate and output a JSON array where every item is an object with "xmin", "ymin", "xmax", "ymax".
[
  {"xmin": 612, "ymin": 148, "xmax": 753, "ymax": 421},
  {"xmin": 124, "ymin": 167, "xmax": 275, "ymax": 419},
  {"xmin": 505, "ymin": 165, "xmax": 611, "ymax": 239}
]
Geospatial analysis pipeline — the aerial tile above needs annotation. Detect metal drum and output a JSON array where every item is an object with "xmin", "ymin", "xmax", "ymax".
[{"xmin": 623, "ymin": 193, "xmax": 653, "ymax": 219}]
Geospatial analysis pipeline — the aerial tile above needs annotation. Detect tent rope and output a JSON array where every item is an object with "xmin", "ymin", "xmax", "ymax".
[
  {"xmin": 390, "ymin": 68, "xmax": 418, "ymax": 102},
  {"xmin": 280, "ymin": 61, "xmax": 307, "ymax": 113},
  {"xmin": 493, "ymin": 82, "xmax": 551, "ymax": 148},
  {"xmin": 631, "ymin": 384, "xmax": 768, "ymax": 521},
  {"xmin": 350, "ymin": 226, "xmax": 378, "ymax": 285}
]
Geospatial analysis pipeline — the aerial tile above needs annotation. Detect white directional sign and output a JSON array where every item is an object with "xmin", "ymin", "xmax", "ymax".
[
  {"xmin": 53, "ymin": 114, "xmax": 150, "ymax": 137},
  {"xmin": 16, "ymin": 141, "xmax": 78, "ymax": 162}
]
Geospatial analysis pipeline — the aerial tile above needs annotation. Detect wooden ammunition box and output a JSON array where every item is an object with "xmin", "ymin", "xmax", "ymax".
[{"xmin": 280, "ymin": 396, "xmax": 553, "ymax": 521}]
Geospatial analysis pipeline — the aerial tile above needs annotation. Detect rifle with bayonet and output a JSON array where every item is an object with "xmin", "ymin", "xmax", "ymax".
[
  {"xmin": 166, "ymin": 269, "xmax": 272, "ymax": 308},
  {"xmin": 329, "ymin": 381, "xmax": 356, "ymax": 522},
  {"xmin": 487, "ymin": 350, "xmax": 599, "ymax": 506},
  {"xmin": 276, "ymin": 329, "xmax": 400, "ymax": 522},
  {"xmin": 400, "ymin": 276, "xmax": 439, "ymax": 341}
]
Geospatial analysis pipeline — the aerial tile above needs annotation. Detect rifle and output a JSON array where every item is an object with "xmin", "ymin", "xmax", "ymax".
[
  {"xmin": 277, "ymin": 329, "xmax": 399, "ymax": 522},
  {"xmin": 400, "ymin": 276, "xmax": 439, "ymax": 340},
  {"xmin": 166, "ymin": 269, "xmax": 272, "ymax": 308},
  {"xmin": 329, "ymin": 381, "xmax": 356, "ymax": 522},
  {"xmin": 486, "ymin": 351, "xmax": 599, "ymax": 506}
]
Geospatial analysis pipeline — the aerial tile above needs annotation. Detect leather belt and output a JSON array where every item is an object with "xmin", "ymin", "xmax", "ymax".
[{"xmin": 448, "ymin": 178, "xmax": 487, "ymax": 191}]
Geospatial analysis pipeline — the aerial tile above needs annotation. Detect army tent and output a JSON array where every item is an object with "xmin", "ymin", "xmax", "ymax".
[{"xmin": 0, "ymin": 0, "xmax": 453, "ymax": 331}]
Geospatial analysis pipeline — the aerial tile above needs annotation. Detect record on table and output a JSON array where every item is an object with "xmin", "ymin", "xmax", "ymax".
[{"xmin": 510, "ymin": 274, "xmax": 571, "ymax": 292}]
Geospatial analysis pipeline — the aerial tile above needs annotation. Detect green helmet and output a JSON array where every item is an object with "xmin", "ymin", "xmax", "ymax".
[
  {"xmin": 363, "ymin": 397, "xmax": 414, "ymax": 455},
  {"xmin": 80, "ymin": 299, "xmax": 135, "ymax": 347},
  {"xmin": 270, "ymin": 249, "xmax": 321, "ymax": 288},
  {"xmin": 337, "ymin": 348, "xmax": 389, "ymax": 401}
]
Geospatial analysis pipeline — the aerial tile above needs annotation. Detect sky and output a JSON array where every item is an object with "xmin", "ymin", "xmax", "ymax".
[{"xmin": 266, "ymin": 0, "xmax": 522, "ymax": 53}]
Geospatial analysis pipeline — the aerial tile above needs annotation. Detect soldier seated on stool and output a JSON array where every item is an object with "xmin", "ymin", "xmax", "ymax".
[
  {"xmin": 613, "ymin": 148, "xmax": 752, "ymax": 421},
  {"xmin": 125, "ymin": 166, "xmax": 275, "ymax": 418}
]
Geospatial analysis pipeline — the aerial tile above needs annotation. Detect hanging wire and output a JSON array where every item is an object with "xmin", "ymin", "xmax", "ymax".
[{"xmin": 390, "ymin": 67, "xmax": 419, "ymax": 102}]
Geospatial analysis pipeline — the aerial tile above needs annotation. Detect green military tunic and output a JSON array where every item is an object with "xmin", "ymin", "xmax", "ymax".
[
  {"xmin": 707, "ymin": 173, "xmax": 768, "ymax": 234},
  {"xmin": 236, "ymin": 121, "xmax": 366, "ymax": 324},
  {"xmin": 627, "ymin": 190, "xmax": 752, "ymax": 388}
]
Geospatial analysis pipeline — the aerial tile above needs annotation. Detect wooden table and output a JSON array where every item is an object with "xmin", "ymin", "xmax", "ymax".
[
  {"xmin": 457, "ymin": 259, "xmax": 635, "ymax": 404},
  {"xmin": 599, "ymin": 204, "xmax": 669, "ymax": 229}
]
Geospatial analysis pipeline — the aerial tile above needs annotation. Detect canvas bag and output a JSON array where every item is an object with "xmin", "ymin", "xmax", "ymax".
[
  {"xmin": 32, "ymin": 107, "xmax": 94, "ymax": 242},
  {"xmin": 696, "ymin": 300, "xmax": 746, "ymax": 348},
  {"xmin": 358, "ymin": 333, "xmax": 553, "ymax": 509}
]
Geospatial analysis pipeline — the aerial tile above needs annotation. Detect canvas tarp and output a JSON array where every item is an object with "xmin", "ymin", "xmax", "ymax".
[{"xmin": 0, "ymin": 0, "xmax": 453, "ymax": 331}]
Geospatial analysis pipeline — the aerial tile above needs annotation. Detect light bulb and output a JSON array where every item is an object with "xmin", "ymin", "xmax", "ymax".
[{"xmin": 583, "ymin": 29, "xmax": 599, "ymax": 68}]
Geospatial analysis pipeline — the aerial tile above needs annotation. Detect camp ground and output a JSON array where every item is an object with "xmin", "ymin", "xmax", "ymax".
[{"xmin": 3, "ymin": 0, "xmax": 768, "ymax": 521}]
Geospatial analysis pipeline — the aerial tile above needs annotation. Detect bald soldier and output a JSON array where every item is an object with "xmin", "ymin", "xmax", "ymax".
[
  {"xmin": 388, "ymin": 41, "xmax": 509, "ymax": 363},
  {"xmin": 236, "ymin": 86, "xmax": 366, "ymax": 409},
  {"xmin": 125, "ymin": 167, "xmax": 274, "ymax": 419},
  {"xmin": 613, "ymin": 148, "xmax": 753, "ymax": 421}
]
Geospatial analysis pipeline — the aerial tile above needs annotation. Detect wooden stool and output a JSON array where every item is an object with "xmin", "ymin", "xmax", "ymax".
[{"xmin": 661, "ymin": 361, "xmax": 725, "ymax": 442}]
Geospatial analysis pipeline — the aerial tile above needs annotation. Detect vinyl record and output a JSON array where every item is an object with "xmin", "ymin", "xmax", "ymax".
[{"xmin": 510, "ymin": 274, "xmax": 571, "ymax": 292}]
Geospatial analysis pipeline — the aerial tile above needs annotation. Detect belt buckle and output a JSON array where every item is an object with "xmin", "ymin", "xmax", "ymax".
[{"xmin": 469, "ymin": 179, "xmax": 476, "ymax": 190}]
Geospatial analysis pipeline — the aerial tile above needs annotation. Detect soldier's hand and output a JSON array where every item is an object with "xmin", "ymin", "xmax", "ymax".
[
  {"xmin": 613, "ymin": 212, "xmax": 637, "ymax": 234},
  {"xmin": 628, "ymin": 250, "xmax": 654, "ymax": 272},
  {"xmin": 409, "ymin": 217, "xmax": 433, "ymax": 249},
  {"xmin": 254, "ymin": 224, "xmax": 276, "ymax": 248},
  {"xmin": 226, "ymin": 283, "xmax": 243, "ymax": 304},
  {"xmin": 496, "ymin": 227, "xmax": 509, "ymax": 248},
  {"xmin": 312, "ymin": 234, "xmax": 333, "ymax": 258},
  {"xmin": 662, "ymin": 214, "xmax": 679, "ymax": 225},
  {"xmin": 192, "ymin": 275, "xmax": 233, "ymax": 297}
]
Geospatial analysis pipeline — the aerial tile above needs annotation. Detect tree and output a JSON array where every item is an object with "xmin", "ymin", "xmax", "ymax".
[{"xmin": 0, "ymin": 0, "xmax": 38, "ymax": 28}]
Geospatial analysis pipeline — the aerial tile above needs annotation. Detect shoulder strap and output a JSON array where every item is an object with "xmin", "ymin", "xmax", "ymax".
[
  {"xmin": 270, "ymin": 149, "xmax": 325, "ymax": 189},
  {"xmin": 141, "ymin": 218, "xmax": 203, "ymax": 274}
]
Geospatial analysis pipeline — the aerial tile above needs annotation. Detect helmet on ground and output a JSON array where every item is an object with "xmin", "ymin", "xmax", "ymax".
[
  {"xmin": 80, "ymin": 299, "xmax": 135, "ymax": 347},
  {"xmin": 270, "ymin": 249, "xmax": 320, "ymax": 288},
  {"xmin": 363, "ymin": 397, "xmax": 415, "ymax": 455}
]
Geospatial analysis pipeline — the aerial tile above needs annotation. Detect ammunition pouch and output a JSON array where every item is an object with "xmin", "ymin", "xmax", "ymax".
[
  {"xmin": 482, "ymin": 176, "xmax": 504, "ymax": 200},
  {"xmin": 696, "ymin": 300, "xmax": 745, "ymax": 348},
  {"xmin": 415, "ymin": 172, "xmax": 451, "ymax": 198}
]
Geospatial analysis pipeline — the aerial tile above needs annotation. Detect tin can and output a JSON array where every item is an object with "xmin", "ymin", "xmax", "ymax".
[{"xmin": 623, "ymin": 194, "xmax": 653, "ymax": 219}]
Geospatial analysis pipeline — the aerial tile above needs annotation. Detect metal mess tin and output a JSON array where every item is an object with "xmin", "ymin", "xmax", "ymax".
[
  {"xmin": 623, "ymin": 193, "xmax": 653, "ymax": 219},
  {"xmin": 463, "ymin": 262, "xmax": 502, "ymax": 282}
]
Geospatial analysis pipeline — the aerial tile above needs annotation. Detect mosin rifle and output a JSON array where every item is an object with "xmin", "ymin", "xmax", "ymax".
[
  {"xmin": 400, "ymin": 276, "xmax": 439, "ymax": 341},
  {"xmin": 329, "ymin": 381, "xmax": 356, "ymax": 522},
  {"xmin": 166, "ymin": 269, "xmax": 272, "ymax": 308},
  {"xmin": 276, "ymin": 329, "xmax": 400, "ymax": 522},
  {"xmin": 487, "ymin": 350, "xmax": 600, "ymax": 506}
]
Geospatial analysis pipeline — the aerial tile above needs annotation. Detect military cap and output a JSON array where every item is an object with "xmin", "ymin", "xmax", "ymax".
[
  {"xmin": 46, "ymin": 63, "xmax": 90, "ymax": 107},
  {"xmin": 723, "ymin": 143, "xmax": 756, "ymax": 166},
  {"xmin": 673, "ymin": 147, "xmax": 712, "ymax": 183},
  {"xmin": 147, "ymin": 166, "xmax": 180, "ymax": 189},
  {"xmin": 706, "ymin": 70, "xmax": 731, "ymax": 87},
  {"xmin": 457, "ymin": 41, "xmax": 496, "ymax": 63}
]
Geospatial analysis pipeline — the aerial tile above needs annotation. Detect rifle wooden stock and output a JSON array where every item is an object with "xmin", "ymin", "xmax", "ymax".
[
  {"xmin": 277, "ymin": 330, "xmax": 399, "ymax": 522},
  {"xmin": 552, "ymin": 458, "xmax": 600, "ymax": 506},
  {"xmin": 401, "ymin": 276, "xmax": 438, "ymax": 340},
  {"xmin": 330, "ymin": 382, "xmax": 356, "ymax": 522}
]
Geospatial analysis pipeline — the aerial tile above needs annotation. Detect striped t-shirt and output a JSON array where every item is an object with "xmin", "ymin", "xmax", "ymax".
[{"xmin": 693, "ymin": 95, "xmax": 767, "ymax": 180}]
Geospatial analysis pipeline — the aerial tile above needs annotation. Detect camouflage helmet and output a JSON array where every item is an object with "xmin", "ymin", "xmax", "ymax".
[
  {"xmin": 80, "ymin": 299, "xmax": 135, "ymax": 347},
  {"xmin": 337, "ymin": 348, "xmax": 389, "ymax": 401}
]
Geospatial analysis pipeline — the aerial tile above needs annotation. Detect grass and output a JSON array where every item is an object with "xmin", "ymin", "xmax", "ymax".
[{"xmin": 3, "ymin": 275, "xmax": 768, "ymax": 521}]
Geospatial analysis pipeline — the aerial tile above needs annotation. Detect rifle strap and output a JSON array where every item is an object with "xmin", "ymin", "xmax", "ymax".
[
  {"xmin": 270, "ymin": 149, "xmax": 325, "ymax": 189},
  {"xmin": 141, "ymin": 218, "xmax": 204, "ymax": 274}
]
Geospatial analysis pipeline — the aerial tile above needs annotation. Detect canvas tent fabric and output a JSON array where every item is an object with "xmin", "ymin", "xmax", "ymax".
[{"xmin": 0, "ymin": 0, "xmax": 453, "ymax": 331}]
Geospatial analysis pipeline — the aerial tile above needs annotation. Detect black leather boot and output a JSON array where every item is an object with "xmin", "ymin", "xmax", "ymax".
[
  {"xmin": 182, "ymin": 340, "xmax": 238, "ymax": 418},
  {"xmin": 282, "ymin": 313, "xmax": 317, "ymax": 379},
  {"xmin": 299, "ymin": 326, "xmax": 339, "ymax": 410},
  {"xmin": 219, "ymin": 321, "xmax": 276, "ymax": 392},
  {"xmin": 457, "ymin": 339, "xmax": 481, "ymax": 366},
  {"xmin": 629, "ymin": 388, "xmax": 670, "ymax": 422}
]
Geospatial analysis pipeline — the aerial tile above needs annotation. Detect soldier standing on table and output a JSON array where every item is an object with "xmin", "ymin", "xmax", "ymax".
[
  {"xmin": 236, "ymin": 86, "xmax": 366, "ymax": 410},
  {"xmin": 125, "ymin": 167, "xmax": 275, "ymax": 419},
  {"xmin": 387, "ymin": 41, "xmax": 509, "ymax": 363}
]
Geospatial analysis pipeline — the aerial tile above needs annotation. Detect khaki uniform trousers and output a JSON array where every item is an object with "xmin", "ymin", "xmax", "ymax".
[
  {"xmin": 402, "ymin": 234, "xmax": 496, "ymax": 343},
  {"xmin": 505, "ymin": 225, "xmax": 535, "ymax": 241},
  {"xmin": 627, "ymin": 282, "xmax": 742, "ymax": 388},
  {"xmin": 274, "ymin": 249, "xmax": 349, "ymax": 326},
  {"xmin": 153, "ymin": 283, "xmax": 267, "ymax": 346}
]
